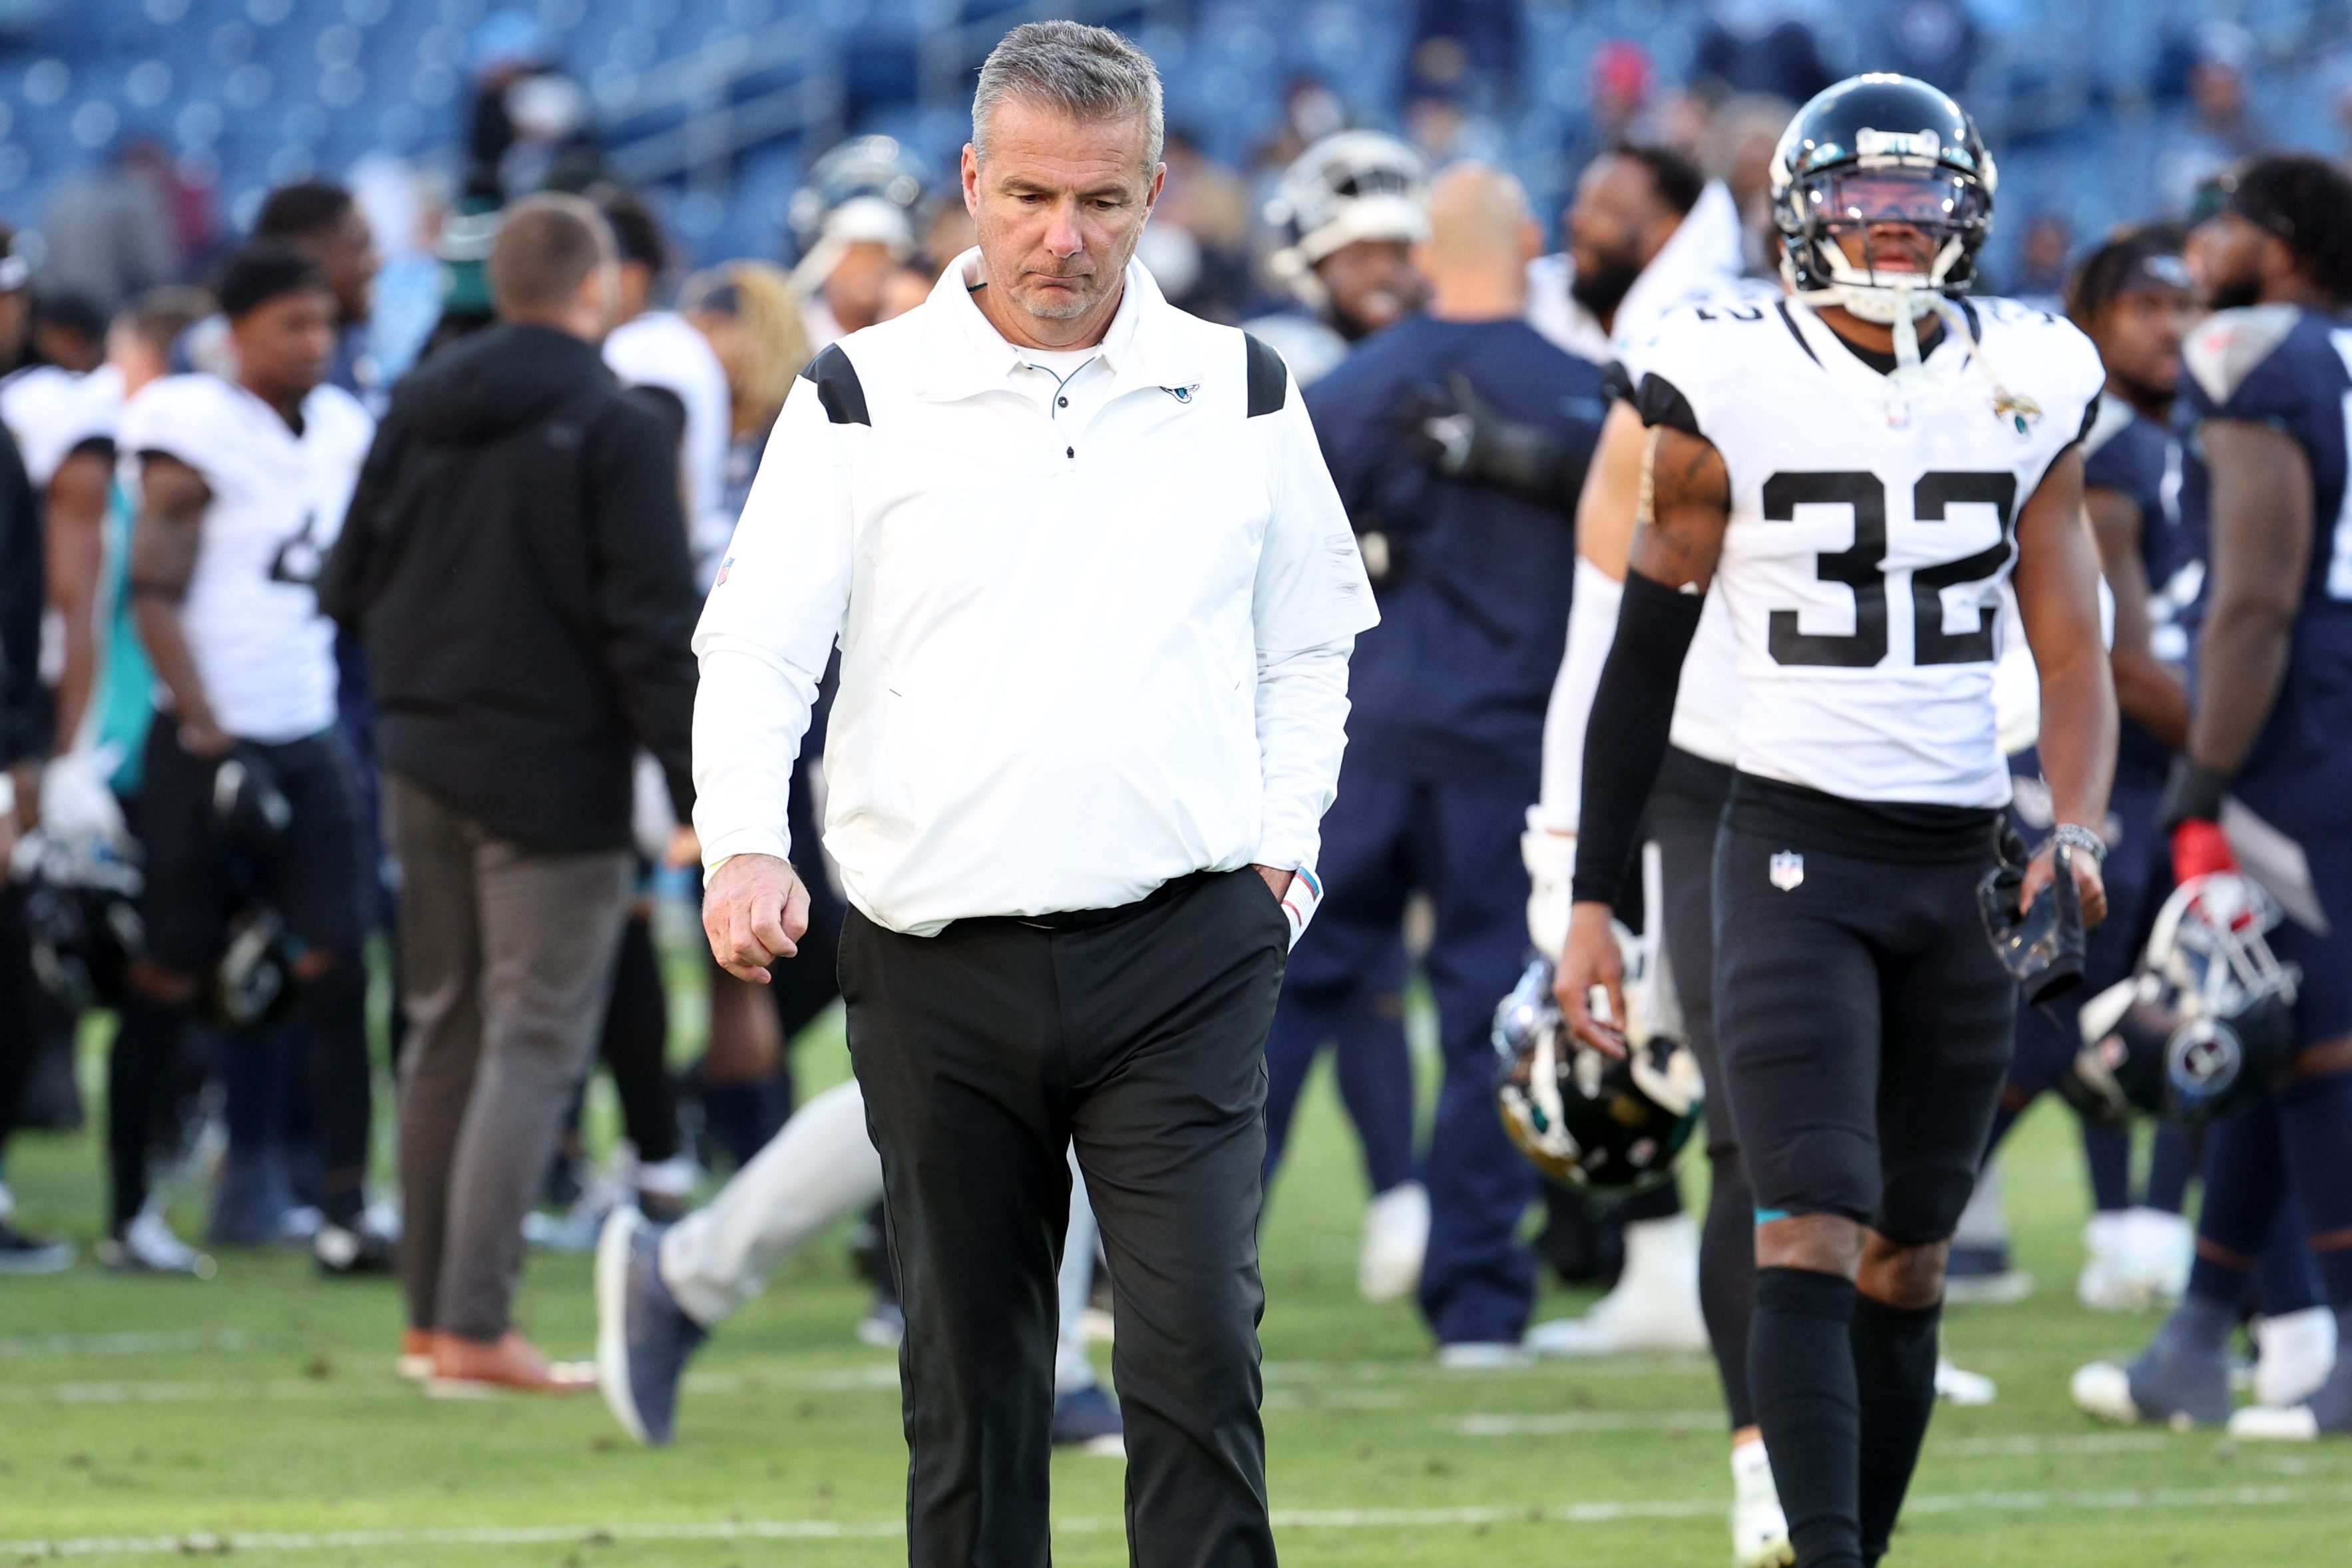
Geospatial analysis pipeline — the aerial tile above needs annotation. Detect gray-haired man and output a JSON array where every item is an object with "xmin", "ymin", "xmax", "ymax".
[{"xmin": 691, "ymin": 20, "xmax": 1373, "ymax": 1566}]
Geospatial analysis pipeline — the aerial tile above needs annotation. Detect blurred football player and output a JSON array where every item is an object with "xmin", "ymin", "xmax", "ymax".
[
  {"xmin": 1973, "ymin": 227, "xmax": 2205, "ymax": 1314},
  {"xmin": 1278, "ymin": 165, "xmax": 1602, "ymax": 1340},
  {"xmin": 1559, "ymin": 77, "xmax": 2114, "ymax": 1567},
  {"xmin": 110, "ymin": 245, "xmax": 382, "ymax": 1276},
  {"xmin": 789, "ymin": 136, "xmax": 928, "ymax": 349},
  {"xmin": 1508, "ymin": 142, "xmax": 1786, "ymax": 1563},
  {"xmin": 2076, "ymin": 153, "xmax": 2352, "ymax": 1443},
  {"xmin": 1249, "ymin": 130, "xmax": 1432, "ymax": 387}
]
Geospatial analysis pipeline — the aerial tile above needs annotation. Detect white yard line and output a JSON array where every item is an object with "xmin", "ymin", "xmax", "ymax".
[{"xmin": 8, "ymin": 1483, "xmax": 2345, "ymax": 1557}]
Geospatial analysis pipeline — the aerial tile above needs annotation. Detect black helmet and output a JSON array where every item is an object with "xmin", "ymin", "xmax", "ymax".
[
  {"xmin": 212, "ymin": 902, "xmax": 299, "ymax": 1034},
  {"xmin": 1770, "ymin": 73, "xmax": 1995, "ymax": 323},
  {"xmin": 19, "ymin": 842, "xmax": 144, "ymax": 1012},
  {"xmin": 211, "ymin": 745, "xmax": 293, "ymax": 863},
  {"xmin": 2062, "ymin": 875, "xmax": 2301, "ymax": 1127},
  {"xmin": 1493, "ymin": 954, "xmax": 1702, "ymax": 1193}
]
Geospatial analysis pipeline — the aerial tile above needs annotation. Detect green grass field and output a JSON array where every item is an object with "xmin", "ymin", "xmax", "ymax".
[{"xmin": 3, "ymin": 984, "xmax": 2347, "ymax": 1566}]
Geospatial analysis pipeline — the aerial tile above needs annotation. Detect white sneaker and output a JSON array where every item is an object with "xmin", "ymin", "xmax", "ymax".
[
  {"xmin": 2070, "ymin": 1360, "xmax": 2142, "ymax": 1424},
  {"xmin": 2252, "ymin": 1308, "xmax": 2337, "ymax": 1410},
  {"xmin": 1436, "ymin": 1340, "xmax": 1533, "ymax": 1370},
  {"xmin": 1357, "ymin": 1181, "xmax": 1429, "ymax": 1304},
  {"xmin": 1730, "ymin": 1436, "xmax": 1794, "ymax": 1568},
  {"xmin": 2228, "ymin": 1403, "xmax": 2321, "ymax": 1442},
  {"xmin": 1935, "ymin": 1356, "xmax": 1996, "ymax": 1406},
  {"xmin": 98, "ymin": 1208, "xmax": 216, "ymax": 1278},
  {"xmin": 1525, "ymin": 1215, "xmax": 1706, "ymax": 1356}
]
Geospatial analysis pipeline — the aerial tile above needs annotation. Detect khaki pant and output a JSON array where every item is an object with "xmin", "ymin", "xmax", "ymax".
[{"xmin": 387, "ymin": 773, "xmax": 632, "ymax": 1342}]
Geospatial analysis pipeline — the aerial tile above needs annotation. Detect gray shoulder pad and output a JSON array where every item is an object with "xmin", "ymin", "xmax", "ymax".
[{"xmin": 2184, "ymin": 304, "xmax": 2302, "ymax": 408}]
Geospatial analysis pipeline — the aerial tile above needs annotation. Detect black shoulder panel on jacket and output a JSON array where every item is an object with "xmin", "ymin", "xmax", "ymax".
[
  {"xmin": 800, "ymin": 343, "xmax": 871, "ymax": 426},
  {"xmin": 1243, "ymin": 333, "xmax": 1286, "ymax": 417}
]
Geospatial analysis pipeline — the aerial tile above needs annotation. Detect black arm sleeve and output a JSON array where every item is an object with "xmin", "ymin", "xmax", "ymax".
[{"xmin": 1569, "ymin": 568, "xmax": 1706, "ymax": 908}]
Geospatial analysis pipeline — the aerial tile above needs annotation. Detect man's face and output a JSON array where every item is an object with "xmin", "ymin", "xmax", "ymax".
[
  {"xmin": 1316, "ymin": 239, "xmax": 1422, "ymax": 339},
  {"xmin": 2188, "ymin": 210, "xmax": 2271, "ymax": 313},
  {"xmin": 1567, "ymin": 156, "xmax": 1671, "ymax": 317},
  {"xmin": 962, "ymin": 97, "xmax": 1163, "ymax": 329},
  {"xmin": 2090, "ymin": 284, "xmax": 2192, "ymax": 403},
  {"xmin": 1828, "ymin": 220, "xmax": 1937, "ymax": 280},
  {"xmin": 232, "ymin": 286, "xmax": 336, "ymax": 399},
  {"xmin": 308, "ymin": 208, "xmax": 379, "ymax": 327},
  {"xmin": 823, "ymin": 240, "xmax": 900, "ymax": 334}
]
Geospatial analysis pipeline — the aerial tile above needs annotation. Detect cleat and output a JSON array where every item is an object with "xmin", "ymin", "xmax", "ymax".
[
  {"xmin": 314, "ymin": 1219, "xmax": 397, "ymax": 1276},
  {"xmin": 2073, "ymin": 1325, "xmax": 2232, "ymax": 1428},
  {"xmin": 97, "ymin": 1208, "xmax": 215, "ymax": 1278},
  {"xmin": 1525, "ymin": 1215, "xmax": 1706, "ymax": 1357},
  {"xmin": 594, "ymin": 1205, "xmax": 707, "ymax": 1446},
  {"xmin": 2071, "ymin": 1360, "xmax": 2142, "ymax": 1424},
  {"xmin": 1934, "ymin": 1356, "xmax": 1996, "ymax": 1406},
  {"xmin": 1730, "ymin": 1437, "xmax": 1794, "ymax": 1568},
  {"xmin": 2228, "ymin": 1403, "xmax": 2322, "ymax": 1442},
  {"xmin": 2252, "ymin": 1308, "xmax": 2337, "ymax": 1411},
  {"xmin": 1050, "ymin": 1384, "xmax": 1125, "ymax": 1456},
  {"xmin": 0, "ymin": 1218, "xmax": 75, "ymax": 1275},
  {"xmin": 1356, "ymin": 1180, "xmax": 1429, "ymax": 1303}
]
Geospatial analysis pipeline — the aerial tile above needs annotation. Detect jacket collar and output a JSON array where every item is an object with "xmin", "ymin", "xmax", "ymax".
[{"xmin": 913, "ymin": 247, "xmax": 1199, "ymax": 402}]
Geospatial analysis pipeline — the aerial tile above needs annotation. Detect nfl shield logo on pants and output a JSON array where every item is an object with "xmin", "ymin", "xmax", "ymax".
[{"xmin": 1769, "ymin": 851, "xmax": 1805, "ymax": 891}]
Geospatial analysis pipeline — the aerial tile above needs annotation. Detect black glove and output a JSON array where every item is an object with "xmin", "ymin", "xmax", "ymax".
[
  {"xmin": 1396, "ymin": 373, "xmax": 1593, "ymax": 517},
  {"xmin": 1977, "ymin": 827, "xmax": 2086, "ymax": 1008}
]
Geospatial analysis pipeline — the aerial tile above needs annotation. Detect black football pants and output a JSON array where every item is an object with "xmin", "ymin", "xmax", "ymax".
[{"xmin": 844, "ymin": 868, "xmax": 1288, "ymax": 1568}]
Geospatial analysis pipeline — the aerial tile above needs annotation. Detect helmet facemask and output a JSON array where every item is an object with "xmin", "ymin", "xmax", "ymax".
[{"xmin": 1776, "ymin": 151, "xmax": 1993, "ymax": 333}]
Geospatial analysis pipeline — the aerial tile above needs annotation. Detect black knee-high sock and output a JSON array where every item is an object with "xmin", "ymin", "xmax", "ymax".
[
  {"xmin": 600, "ymin": 916, "xmax": 680, "ymax": 1164},
  {"xmin": 1701, "ymin": 1147, "xmax": 1760, "ymax": 1430},
  {"xmin": 108, "ymin": 995, "xmax": 187, "ymax": 1229},
  {"xmin": 295, "ymin": 960, "xmax": 373, "ymax": 1227},
  {"xmin": 1750, "ymin": 1266, "xmax": 1862, "ymax": 1568},
  {"xmin": 1851, "ymin": 1295, "xmax": 1941, "ymax": 1563}
]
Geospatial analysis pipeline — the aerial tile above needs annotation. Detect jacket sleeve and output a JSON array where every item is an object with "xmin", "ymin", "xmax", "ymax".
[
  {"xmin": 0, "ymin": 427, "xmax": 49, "ymax": 766},
  {"xmin": 587, "ymin": 400, "xmax": 703, "ymax": 823},
  {"xmin": 316, "ymin": 408, "xmax": 403, "ymax": 632},
  {"xmin": 689, "ymin": 377, "xmax": 853, "ymax": 873}
]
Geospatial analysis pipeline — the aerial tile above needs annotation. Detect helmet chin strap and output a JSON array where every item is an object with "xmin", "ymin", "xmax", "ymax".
[{"xmin": 1891, "ymin": 286, "xmax": 1921, "ymax": 369}]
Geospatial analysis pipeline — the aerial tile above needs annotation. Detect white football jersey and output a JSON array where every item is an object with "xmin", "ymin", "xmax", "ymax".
[
  {"xmin": 1635, "ymin": 295, "xmax": 2104, "ymax": 807},
  {"xmin": 1612, "ymin": 290, "xmax": 1772, "ymax": 769},
  {"xmin": 0, "ymin": 363, "xmax": 122, "ymax": 488},
  {"xmin": 118, "ymin": 374, "xmax": 374, "ymax": 743},
  {"xmin": 604, "ymin": 309, "xmax": 735, "ymax": 589}
]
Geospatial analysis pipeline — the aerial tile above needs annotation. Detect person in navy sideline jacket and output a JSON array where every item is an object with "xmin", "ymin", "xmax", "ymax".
[{"xmin": 1274, "ymin": 163, "xmax": 1605, "ymax": 1355}]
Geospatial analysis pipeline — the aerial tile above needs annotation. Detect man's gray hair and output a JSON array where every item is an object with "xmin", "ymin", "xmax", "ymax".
[{"xmin": 972, "ymin": 20, "xmax": 1165, "ymax": 169}]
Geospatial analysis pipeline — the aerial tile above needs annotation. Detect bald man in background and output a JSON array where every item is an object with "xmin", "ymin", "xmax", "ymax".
[{"xmin": 1265, "ymin": 166, "xmax": 1607, "ymax": 1360}]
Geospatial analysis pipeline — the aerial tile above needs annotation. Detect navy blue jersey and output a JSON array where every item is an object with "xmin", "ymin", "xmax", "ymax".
[
  {"xmin": 1305, "ymin": 315, "xmax": 1606, "ymax": 783},
  {"xmin": 2178, "ymin": 304, "xmax": 2352, "ymax": 799},
  {"xmin": 2082, "ymin": 393, "xmax": 2186, "ymax": 787}
]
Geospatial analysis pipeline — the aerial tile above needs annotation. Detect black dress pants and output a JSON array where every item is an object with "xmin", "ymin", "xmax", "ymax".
[{"xmin": 843, "ymin": 867, "xmax": 1288, "ymax": 1568}]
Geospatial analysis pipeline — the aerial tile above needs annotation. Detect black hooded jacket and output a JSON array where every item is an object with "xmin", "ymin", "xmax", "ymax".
[{"xmin": 319, "ymin": 321, "xmax": 699, "ymax": 853}]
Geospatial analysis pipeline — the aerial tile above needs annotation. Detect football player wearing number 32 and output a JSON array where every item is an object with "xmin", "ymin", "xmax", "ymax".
[{"xmin": 1555, "ymin": 76, "xmax": 2115, "ymax": 1568}]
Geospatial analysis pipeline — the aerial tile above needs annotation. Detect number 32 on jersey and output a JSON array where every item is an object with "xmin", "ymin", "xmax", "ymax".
[{"xmin": 1758, "ymin": 469, "xmax": 2015, "ymax": 669}]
